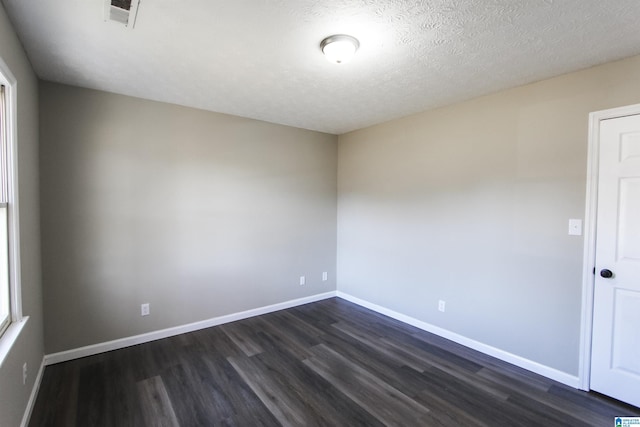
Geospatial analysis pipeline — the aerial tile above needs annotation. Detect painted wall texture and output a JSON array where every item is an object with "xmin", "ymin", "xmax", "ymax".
[
  {"xmin": 0, "ymin": 3, "xmax": 44, "ymax": 427},
  {"xmin": 337, "ymin": 55, "xmax": 640, "ymax": 376},
  {"xmin": 40, "ymin": 82, "xmax": 337, "ymax": 353}
]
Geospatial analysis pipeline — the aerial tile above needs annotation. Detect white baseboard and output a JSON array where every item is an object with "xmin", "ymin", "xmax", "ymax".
[
  {"xmin": 21, "ymin": 356, "xmax": 45, "ymax": 427},
  {"xmin": 44, "ymin": 291, "xmax": 337, "ymax": 366},
  {"xmin": 336, "ymin": 291, "xmax": 580, "ymax": 388},
  {"xmin": 42, "ymin": 289, "xmax": 579, "ymax": 389}
]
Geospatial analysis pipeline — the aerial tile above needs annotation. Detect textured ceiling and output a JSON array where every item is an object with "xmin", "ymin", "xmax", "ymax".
[{"xmin": 3, "ymin": 0, "xmax": 640, "ymax": 134}]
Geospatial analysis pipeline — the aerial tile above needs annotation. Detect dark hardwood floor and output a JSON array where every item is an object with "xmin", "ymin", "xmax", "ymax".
[{"xmin": 29, "ymin": 297, "xmax": 640, "ymax": 426}]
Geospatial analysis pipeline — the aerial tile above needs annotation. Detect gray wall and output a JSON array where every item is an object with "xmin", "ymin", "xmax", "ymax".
[
  {"xmin": 337, "ymin": 55, "xmax": 640, "ymax": 376},
  {"xmin": 40, "ymin": 83, "xmax": 337, "ymax": 353},
  {"xmin": 0, "ymin": 3, "xmax": 44, "ymax": 427}
]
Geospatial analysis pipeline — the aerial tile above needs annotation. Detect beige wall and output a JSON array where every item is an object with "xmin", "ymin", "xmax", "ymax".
[
  {"xmin": 39, "ymin": 82, "xmax": 338, "ymax": 353},
  {"xmin": 337, "ymin": 55, "xmax": 640, "ymax": 376},
  {"xmin": 0, "ymin": 3, "xmax": 44, "ymax": 427}
]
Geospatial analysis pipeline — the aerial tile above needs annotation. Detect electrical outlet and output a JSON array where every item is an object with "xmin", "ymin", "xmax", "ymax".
[
  {"xmin": 22, "ymin": 362, "xmax": 27, "ymax": 385},
  {"xmin": 322, "ymin": 272, "xmax": 328, "ymax": 281},
  {"xmin": 438, "ymin": 300, "xmax": 446, "ymax": 312},
  {"xmin": 299, "ymin": 276, "xmax": 306, "ymax": 286},
  {"xmin": 141, "ymin": 303, "xmax": 150, "ymax": 316}
]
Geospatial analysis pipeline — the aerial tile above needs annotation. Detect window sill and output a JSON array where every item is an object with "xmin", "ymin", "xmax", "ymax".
[{"xmin": 0, "ymin": 316, "xmax": 28, "ymax": 368}]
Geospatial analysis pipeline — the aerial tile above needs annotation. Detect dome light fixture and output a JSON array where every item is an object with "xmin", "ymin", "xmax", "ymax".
[{"xmin": 320, "ymin": 34, "xmax": 360, "ymax": 64}]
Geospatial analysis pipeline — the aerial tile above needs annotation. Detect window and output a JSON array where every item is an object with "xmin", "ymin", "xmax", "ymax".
[
  {"xmin": 0, "ymin": 84, "xmax": 9, "ymax": 337},
  {"xmin": 0, "ymin": 58, "xmax": 22, "ymax": 348}
]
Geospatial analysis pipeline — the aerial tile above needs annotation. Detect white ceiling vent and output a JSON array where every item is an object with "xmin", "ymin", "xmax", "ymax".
[{"xmin": 105, "ymin": 0, "xmax": 140, "ymax": 29}]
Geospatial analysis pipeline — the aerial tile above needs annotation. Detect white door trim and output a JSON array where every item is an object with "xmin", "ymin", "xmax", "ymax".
[{"xmin": 579, "ymin": 102, "xmax": 640, "ymax": 391}]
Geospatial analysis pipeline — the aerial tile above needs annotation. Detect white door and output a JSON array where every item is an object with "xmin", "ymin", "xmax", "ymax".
[{"xmin": 590, "ymin": 113, "xmax": 640, "ymax": 407}]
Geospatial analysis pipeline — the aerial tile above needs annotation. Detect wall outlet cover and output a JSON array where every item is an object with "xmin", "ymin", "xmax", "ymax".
[{"xmin": 438, "ymin": 300, "xmax": 446, "ymax": 312}]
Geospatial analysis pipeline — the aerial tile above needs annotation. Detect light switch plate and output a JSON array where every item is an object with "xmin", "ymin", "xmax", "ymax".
[{"xmin": 568, "ymin": 219, "xmax": 582, "ymax": 236}]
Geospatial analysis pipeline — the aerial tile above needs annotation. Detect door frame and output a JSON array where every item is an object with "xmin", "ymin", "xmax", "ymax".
[{"xmin": 579, "ymin": 102, "xmax": 640, "ymax": 391}]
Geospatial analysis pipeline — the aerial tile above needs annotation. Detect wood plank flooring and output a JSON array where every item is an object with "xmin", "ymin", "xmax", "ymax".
[{"xmin": 29, "ymin": 297, "xmax": 640, "ymax": 426}]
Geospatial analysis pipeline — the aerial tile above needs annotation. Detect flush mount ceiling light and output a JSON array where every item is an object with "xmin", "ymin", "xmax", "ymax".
[{"xmin": 320, "ymin": 35, "xmax": 360, "ymax": 64}]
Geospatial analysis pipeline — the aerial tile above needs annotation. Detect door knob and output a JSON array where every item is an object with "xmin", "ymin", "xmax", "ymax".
[{"xmin": 600, "ymin": 269, "xmax": 613, "ymax": 278}]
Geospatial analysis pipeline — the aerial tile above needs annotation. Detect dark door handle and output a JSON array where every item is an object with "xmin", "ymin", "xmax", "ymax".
[{"xmin": 600, "ymin": 269, "xmax": 613, "ymax": 278}]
